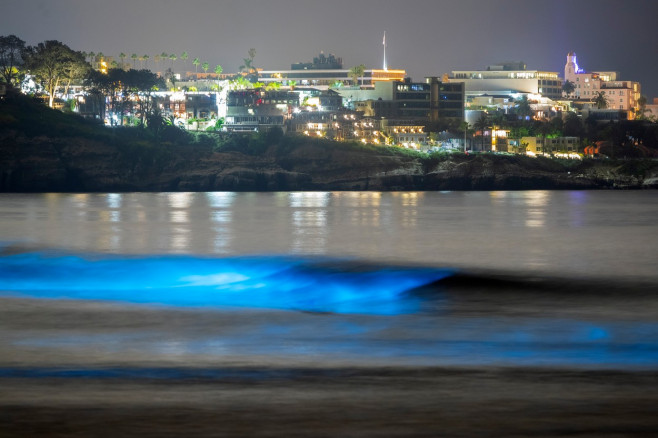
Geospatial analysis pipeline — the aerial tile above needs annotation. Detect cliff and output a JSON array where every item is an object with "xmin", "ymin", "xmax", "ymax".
[{"xmin": 1, "ymin": 95, "xmax": 657, "ymax": 192}]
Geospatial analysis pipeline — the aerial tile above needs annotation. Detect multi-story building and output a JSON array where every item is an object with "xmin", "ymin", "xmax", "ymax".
[
  {"xmin": 258, "ymin": 52, "xmax": 406, "ymax": 89},
  {"xmin": 449, "ymin": 62, "xmax": 562, "ymax": 101},
  {"xmin": 337, "ymin": 78, "xmax": 464, "ymax": 125},
  {"xmin": 564, "ymin": 52, "xmax": 641, "ymax": 118},
  {"xmin": 224, "ymin": 89, "xmax": 298, "ymax": 132},
  {"xmin": 521, "ymin": 136, "xmax": 580, "ymax": 156}
]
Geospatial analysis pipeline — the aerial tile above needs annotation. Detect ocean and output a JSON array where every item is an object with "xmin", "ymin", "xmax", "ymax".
[{"xmin": 1, "ymin": 190, "xmax": 657, "ymax": 436}]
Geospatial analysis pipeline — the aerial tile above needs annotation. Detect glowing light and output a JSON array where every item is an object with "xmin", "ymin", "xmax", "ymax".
[{"xmin": 0, "ymin": 253, "xmax": 452, "ymax": 315}]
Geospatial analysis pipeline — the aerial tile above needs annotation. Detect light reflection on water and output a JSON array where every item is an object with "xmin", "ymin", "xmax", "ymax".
[{"xmin": 1, "ymin": 191, "xmax": 657, "ymax": 278}]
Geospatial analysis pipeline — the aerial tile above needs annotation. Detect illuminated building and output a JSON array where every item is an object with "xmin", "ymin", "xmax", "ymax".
[
  {"xmin": 338, "ymin": 78, "xmax": 463, "ymax": 124},
  {"xmin": 258, "ymin": 53, "xmax": 405, "ymax": 89},
  {"xmin": 449, "ymin": 62, "xmax": 563, "ymax": 101},
  {"xmin": 223, "ymin": 89, "xmax": 298, "ymax": 132},
  {"xmin": 521, "ymin": 136, "xmax": 580, "ymax": 156},
  {"xmin": 564, "ymin": 52, "xmax": 641, "ymax": 118}
]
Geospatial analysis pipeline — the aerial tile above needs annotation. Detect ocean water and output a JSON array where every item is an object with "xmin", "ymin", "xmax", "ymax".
[{"xmin": 1, "ymin": 191, "xmax": 657, "ymax": 369}]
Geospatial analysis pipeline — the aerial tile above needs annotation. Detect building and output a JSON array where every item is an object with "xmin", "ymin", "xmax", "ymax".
[
  {"xmin": 224, "ymin": 89, "xmax": 298, "ymax": 132},
  {"xmin": 427, "ymin": 77, "xmax": 465, "ymax": 123},
  {"xmin": 337, "ymin": 78, "xmax": 464, "ymax": 125},
  {"xmin": 381, "ymin": 119, "xmax": 428, "ymax": 148},
  {"xmin": 258, "ymin": 53, "xmax": 406, "ymax": 89},
  {"xmin": 521, "ymin": 136, "xmax": 580, "ymax": 156},
  {"xmin": 449, "ymin": 61, "xmax": 563, "ymax": 101},
  {"xmin": 564, "ymin": 52, "xmax": 641, "ymax": 118}
]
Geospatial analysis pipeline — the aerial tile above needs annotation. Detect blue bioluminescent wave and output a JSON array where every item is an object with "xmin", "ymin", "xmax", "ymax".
[{"xmin": 0, "ymin": 252, "xmax": 452, "ymax": 315}]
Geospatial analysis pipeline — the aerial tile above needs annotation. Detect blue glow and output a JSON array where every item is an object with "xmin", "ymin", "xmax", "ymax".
[{"xmin": 0, "ymin": 252, "xmax": 452, "ymax": 315}]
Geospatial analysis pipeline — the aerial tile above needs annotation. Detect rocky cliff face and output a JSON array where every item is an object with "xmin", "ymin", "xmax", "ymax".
[{"xmin": 2, "ymin": 130, "xmax": 657, "ymax": 192}]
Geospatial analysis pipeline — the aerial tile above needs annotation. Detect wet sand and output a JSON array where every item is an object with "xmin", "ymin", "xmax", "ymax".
[{"xmin": 1, "ymin": 297, "xmax": 657, "ymax": 437}]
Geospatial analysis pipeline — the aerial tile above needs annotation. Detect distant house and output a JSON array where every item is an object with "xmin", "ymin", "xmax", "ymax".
[
  {"xmin": 522, "ymin": 136, "xmax": 580, "ymax": 155},
  {"xmin": 223, "ymin": 89, "xmax": 298, "ymax": 132}
]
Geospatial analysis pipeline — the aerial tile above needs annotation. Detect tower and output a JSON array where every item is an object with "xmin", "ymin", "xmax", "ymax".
[
  {"xmin": 564, "ymin": 51, "xmax": 582, "ymax": 83},
  {"xmin": 383, "ymin": 32, "xmax": 387, "ymax": 71}
]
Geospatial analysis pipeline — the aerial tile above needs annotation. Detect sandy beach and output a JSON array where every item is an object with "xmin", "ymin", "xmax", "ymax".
[{"xmin": 1, "ymin": 297, "xmax": 657, "ymax": 437}]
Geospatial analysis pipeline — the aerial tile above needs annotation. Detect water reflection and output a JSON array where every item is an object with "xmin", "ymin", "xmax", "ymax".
[
  {"xmin": 523, "ymin": 191, "xmax": 549, "ymax": 228},
  {"xmin": 167, "ymin": 192, "xmax": 193, "ymax": 209},
  {"xmin": 289, "ymin": 192, "xmax": 330, "ymax": 254},
  {"xmin": 396, "ymin": 192, "xmax": 421, "ymax": 228}
]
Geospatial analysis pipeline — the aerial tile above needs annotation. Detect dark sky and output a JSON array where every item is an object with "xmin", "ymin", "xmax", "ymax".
[{"xmin": 3, "ymin": 0, "xmax": 658, "ymax": 97}]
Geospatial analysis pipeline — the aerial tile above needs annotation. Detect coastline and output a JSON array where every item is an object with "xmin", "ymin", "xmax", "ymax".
[{"xmin": 2, "ymin": 133, "xmax": 657, "ymax": 192}]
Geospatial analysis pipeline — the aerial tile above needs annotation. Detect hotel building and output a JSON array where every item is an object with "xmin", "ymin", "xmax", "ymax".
[{"xmin": 564, "ymin": 52, "xmax": 641, "ymax": 118}]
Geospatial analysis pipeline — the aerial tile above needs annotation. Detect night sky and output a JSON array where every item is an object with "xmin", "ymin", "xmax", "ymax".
[{"xmin": 3, "ymin": 0, "xmax": 658, "ymax": 97}]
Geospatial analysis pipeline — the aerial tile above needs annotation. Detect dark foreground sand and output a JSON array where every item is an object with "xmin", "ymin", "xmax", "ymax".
[{"xmin": 1, "ymin": 297, "xmax": 657, "ymax": 437}]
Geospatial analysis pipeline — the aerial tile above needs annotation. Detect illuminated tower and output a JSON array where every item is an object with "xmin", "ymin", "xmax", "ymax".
[
  {"xmin": 383, "ymin": 32, "xmax": 387, "ymax": 71},
  {"xmin": 564, "ymin": 51, "xmax": 582, "ymax": 83}
]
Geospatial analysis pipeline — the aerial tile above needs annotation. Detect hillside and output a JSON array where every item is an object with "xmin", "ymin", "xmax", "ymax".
[{"xmin": 1, "ymin": 94, "xmax": 657, "ymax": 192}]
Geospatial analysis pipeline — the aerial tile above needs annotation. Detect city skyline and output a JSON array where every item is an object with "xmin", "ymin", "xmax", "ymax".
[{"xmin": 2, "ymin": 0, "xmax": 658, "ymax": 97}]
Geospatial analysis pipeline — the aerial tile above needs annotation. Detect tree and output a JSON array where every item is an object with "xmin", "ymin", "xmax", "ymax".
[
  {"xmin": 563, "ymin": 112, "xmax": 584, "ymax": 137},
  {"xmin": 240, "ymin": 48, "xmax": 256, "ymax": 73},
  {"xmin": 349, "ymin": 64, "xmax": 366, "ymax": 86},
  {"xmin": 23, "ymin": 40, "xmax": 90, "ymax": 108},
  {"xmin": 0, "ymin": 34, "xmax": 26, "ymax": 88},
  {"xmin": 562, "ymin": 80, "xmax": 575, "ymax": 98},
  {"xmin": 636, "ymin": 95, "xmax": 649, "ymax": 120},
  {"xmin": 515, "ymin": 95, "xmax": 532, "ymax": 119},
  {"xmin": 118, "ymin": 52, "xmax": 126, "ymax": 69},
  {"xmin": 181, "ymin": 51, "xmax": 188, "ymax": 69},
  {"xmin": 86, "ymin": 67, "xmax": 163, "ymax": 126},
  {"xmin": 473, "ymin": 113, "xmax": 489, "ymax": 151},
  {"xmin": 593, "ymin": 91, "xmax": 608, "ymax": 109},
  {"xmin": 214, "ymin": 64, "xmax": 223, "ymax": 90},
  {"xmin": 169, "ymin": 53, "xmax": 177, "ymax": 70},
  {"xmin": 131, "ymin": 53, "xmax": 138, "ymax": 68},
  {"xmin": 458, "ymin": 120, "xmax": 471, "ymax": 152},
  {"xmin": 159, "ymin": 52, "xmax": 168, "ymax": 71},
  {"xmin": 142, "ymin": 54, "xmax": 149, "ymax": 69},
  {"xmin": 201, "ymin": 62, "xmax": 209, "ymax": 73},
  {"xmin": 193, "ymin": 57, "xmax": 200, "ymax": 73}
]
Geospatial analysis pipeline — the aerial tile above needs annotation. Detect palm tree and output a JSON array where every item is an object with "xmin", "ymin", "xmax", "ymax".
[
  {"xmin": 474, "ymin": 113, "xmax": 489, "ymax": 151},
  {"xmin": 193, "ymin": 57, "xmax": 200, "ymax": 73},
  {"xmin": 637, "ymin": 95, "xmax": 649, "ymax": 120},
  {"xmin": 240, "ymin": 48, "xmax": 256, "ymax": 72},
  {"xmin": 214, "ymin": 65, "xmax": 223, "ymax": 87},
  {"xmin": 142, "ymin": 54, "xmax": 149, "ymax": 69},
  {"xmin": 593, "ymin": 91, "xmax": 608, "ymax": 109},
  {"xmin": 459, "ymin": 120, "xmax": 471, "ymax": 152},
  {"xmin": 169, "ymin": 53, "xmax": 177, "ymax": 70},
  {"xmin": 181, "ymin": 51, "xmax": 188, "ymax": 70},
  {"xmin": 562, "ymin": 80, "xmax": 575, "ymax": 98},
  {"xmin": 119, "ymin": 52, "xmax": 126, "ymax": 68},
  {"xmin": 201, "ymin": 62, "xmax": 210, "ymax": 90},
  {"xmin": 349, "ymin": 64, "xmax": 366, "ymax": 86},
  {"xmin": 160, "ymin": 52, "xmax": 168, "ymax": 71}
]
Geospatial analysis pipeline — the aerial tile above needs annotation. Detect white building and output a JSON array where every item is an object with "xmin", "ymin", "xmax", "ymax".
[{"xmin": 449, "ymin": 62, "xmax": 562, "ymax": 101}]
